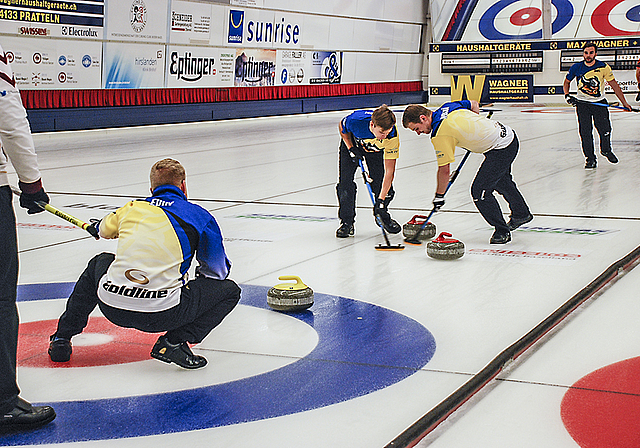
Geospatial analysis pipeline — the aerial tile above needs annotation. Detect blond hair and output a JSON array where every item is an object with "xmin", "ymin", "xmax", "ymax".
[{"xmin": 150, "ymin": 158, "xmax": 185, "ymax": 191}]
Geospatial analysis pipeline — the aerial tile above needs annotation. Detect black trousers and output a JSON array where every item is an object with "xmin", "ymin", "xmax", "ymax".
[
  {"xmin": 55, "ymin": 252, "xmax": 241, "ymax": 345},
  {"xmin": 0, "ymin": 186, "xmax": 20, "ymax": 414},
  {"xmin": 470, "ymin": 134, "xmax": 530, "ymax": 233},
  {"xmin": 335, "ymin": 140, "xmax": 394, "ymax": 225},
  {"xmin": 576, "ymin": 100, "xmax": 612, "ymax": 162}
]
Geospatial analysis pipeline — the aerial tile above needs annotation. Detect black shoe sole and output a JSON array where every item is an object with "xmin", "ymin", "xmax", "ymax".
[
  {"xmin": 0, "ymin": 410, "xmax": 56, "ymax": 433},
  {"xmin": 150, "ymin": 343, "xmax": 208, "ymax": 369}
]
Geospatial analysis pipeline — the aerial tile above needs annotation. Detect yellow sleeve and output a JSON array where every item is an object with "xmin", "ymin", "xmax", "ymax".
[
  {"xmin": 383, "ymin": 134, "xmax": 399, "ymax": 160},
  {"xmin": 431, "ymin": 135, "xmax": 457, "ymax": 166},
  {"xmin": 603, "ymin": 65, "xmax": 614, "ymax": 82},
  {"xmin": 98, "ymin": 202, "xmax": 133, "ymax": 239}
]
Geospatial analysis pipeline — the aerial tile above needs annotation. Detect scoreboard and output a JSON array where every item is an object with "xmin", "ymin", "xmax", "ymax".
[{"xmin": 428, "ymin": 38, "xmax": 640, "ymax": 104}]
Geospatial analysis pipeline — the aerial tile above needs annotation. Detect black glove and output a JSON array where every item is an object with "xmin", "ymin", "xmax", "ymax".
[
  {"xmin": 18, "ymin": 180, "xmax": 49, "ymax": 214},
  {"xmin": 88, "ymin": 218, "xmax": 102, "ymax": 240},
  {"xmin": 565, "ymin": 94, "xmax": 578, "ymax": 106},
  {"xmin": 347, "ymin": 146, "xmax": 363, "ymax": 162},
  {"xmin": 374, "ymin": 197, "xmax": 391, "ymax": 220},
  {"xmin": 432, "ymin": 193, "xmax": 445, "ymax": 212}
]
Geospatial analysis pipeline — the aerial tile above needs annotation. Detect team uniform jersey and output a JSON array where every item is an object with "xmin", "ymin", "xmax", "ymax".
[
  {"xmin": 341, "ymin": 110, "xmax": 399, "ymax": 160},
  {"xmin": 430, "ymin": 101, "xmax": 514, "ymax": 166},
  {"xmin": 566, "ymin": 60, "xmax": 614, "ymax": 102},
  {"xmin": 97, "ymin": 184, "xmax": 231, "ymax": 312}
]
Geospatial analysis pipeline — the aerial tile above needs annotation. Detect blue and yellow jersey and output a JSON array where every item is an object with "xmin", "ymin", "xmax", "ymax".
[
  {"xmin": 566, "ymin": 60, "xmax": 615, "ymax": 102},
  {"xmin": 430, "ymin": 101, "xmax": 514, "ymax": 166},
  {"xmin": 341, "ymin": 110, "xmax": 399, "ymax": 160},
  {"xmin": 97, "ymin": 184, "xmax": 231, "ymax": 312}
]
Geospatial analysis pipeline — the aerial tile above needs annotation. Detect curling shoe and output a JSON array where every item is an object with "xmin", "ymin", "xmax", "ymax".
[
  {"xmin": 601, "ymin": 151, "xmax": 618, "ymax": 164},
  {"xmin": 0, "ymin": 397, "xmax": 55, "ymax": 432},
  {"xmin": 380, "ymin": 217, "xmax": 402, "ymax": 234},
  {"xmin": 48, "ymin": 335, "xmax": 72, "ymax": 362},
  {"xmin": 584, "ymin": 160, "xmax": 597, "ymax": 169},
  {"xmin": 336, "ymin": 223, "xmax": 354, "ymax": 238},
  {"xmin": 150, "ymin": 336, "xmax": 207, "ymax": 369},
  {"xmin": 490, "ymin": 229, "xmax": 511, "ymax": 244},
  {"xmin": 508, "ymin": 213, "xmax": 533, "ymax": 231}
]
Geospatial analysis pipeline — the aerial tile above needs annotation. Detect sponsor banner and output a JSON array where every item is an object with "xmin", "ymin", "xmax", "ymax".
[
  {"xmin": 166, "ymin": 45, "xmax": 234, "ymax": 87},
  {"xmin": 482, "ymin": 74, "xmax": 534, "ymax": 102},
  {"xmin": 103, "ymin": 42, "xmax": 164, "ymax": 88},
  {"xmin": 0, "ymin": 0, "xmax": 104, "ymax": 39},
  {"xmin": 169, "ymin": 0, "xmax": 211, "ymax": 44},
  {"xmin": 226, "ymin": 7, "xmax": 301, "ymax": 48},
  {"xmin": 234, "ymin": 48, "xmax": 275, "ymax": 86},
  {"xmin": 3, "ymin": 35, "xmax": 101, "ymax": 89},
  {"xmin": 431, "ymin": 38, "xmax": 639, "ymax": 53},
  {"xmin": 516, "ymin": 225, "xmax": 617, "ymax": 236},
  {"xmin": 467, "ymin": 248, "xmax": 582, "ymax": 265},
  {"xmin": 276, "ymin": 49, "xmax": 307, "ymax": 86},
  {"xmin": 106, "ymin": 0, "xmax": 167, "ymax": 42},
  {"xmin": 606, "ymin": 71, "xmax": 638, "ymax": 93},
  {"xmin": 234, "ymin": 213, "xmax": 337, "ymax": 222},
  {"xmin": 231, "ymin": 0, "xmax": 264, "ymax": 6},
  {"xmin": 17, "ymin": 222, "xmax": 75, "ymax": 231},
  {"xmin": 309, "ymin": 51, "xmax": 341, "ymax": 84}
]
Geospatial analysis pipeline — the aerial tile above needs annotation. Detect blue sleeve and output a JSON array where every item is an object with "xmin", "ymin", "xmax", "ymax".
[
  {"xmin": 566, "ymin": 64, "xmax": 576, "ymax": 81},
  {"xmin": 342, "ymin": 112, "xmax": 356, "ymax": 134},
  {"xmin": 196, "ymin": 217, "xmax": 231, "ymax": 280},
  {"xmin": 458, "ymin": 100, "xmax": 472, "ymax": 110}
]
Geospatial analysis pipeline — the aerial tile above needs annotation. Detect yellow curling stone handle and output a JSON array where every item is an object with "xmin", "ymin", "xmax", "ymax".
[{"xmin": 273, "ymin": 275, "xmax": 309, "ymax": 291}]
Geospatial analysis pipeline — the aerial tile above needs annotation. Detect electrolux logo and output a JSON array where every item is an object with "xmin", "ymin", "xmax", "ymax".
[{"xmin": 228, "ymin": 10, "xmax": 244, "ymax": 44}]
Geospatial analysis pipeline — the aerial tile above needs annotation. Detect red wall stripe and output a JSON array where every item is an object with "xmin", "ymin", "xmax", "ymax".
[{"xmin": 20, "ymin": 82, "xmax": 423, "ymax": 109}]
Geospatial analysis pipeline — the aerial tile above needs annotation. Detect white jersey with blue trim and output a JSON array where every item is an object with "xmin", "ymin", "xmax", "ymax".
[
  {"xmin": 97, "ymin": 184, "xmax": 231, "ymax": 312},
  {"xmin": 431, "ymin": 101, "xmax": 514, "ymax": 166}
]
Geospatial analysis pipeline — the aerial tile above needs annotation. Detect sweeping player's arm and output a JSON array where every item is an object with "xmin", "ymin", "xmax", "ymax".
[
  {"xmin": 338, "ymin": 120, "xmax": 358, "ymax": 160},
  {"xmin": 605, "ymin": 76, "xmax": 632, "ymax": 111}
]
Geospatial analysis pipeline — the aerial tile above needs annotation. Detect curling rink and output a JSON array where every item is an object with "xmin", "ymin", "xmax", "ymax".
[{"xmin": 3, "ymin": 103, "xmax": 640, "ymax": 447}]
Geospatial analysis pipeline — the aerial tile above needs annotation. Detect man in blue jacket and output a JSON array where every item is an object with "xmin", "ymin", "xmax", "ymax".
[
  {"xmin": 48, "ymin": 159, "xmax": 241, "ymax": 369},
  {"xmin": 336, "ymin": 105, "xmax": 401, "ymax": 238}
]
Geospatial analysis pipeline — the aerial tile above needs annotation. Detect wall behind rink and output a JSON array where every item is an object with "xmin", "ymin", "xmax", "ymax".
[
  {"xmin": 0, "ymin": 0, "xmax": 424, "ymax": 89},
  {"xmin": 0, "ymin": 0, "xmax": 426, "ymax": 130}
]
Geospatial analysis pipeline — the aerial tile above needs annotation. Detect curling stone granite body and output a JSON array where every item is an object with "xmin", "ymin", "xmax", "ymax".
[
  {"xmin": 267, "ymin": 275, "xmax": 314, "ymax": 312},
  {"xmin": 426, "ymin": 232, "xmax": 465, "ymax": 260},
  {"xmin": 403, "ymin": 215, "xmax": 436, "ymax": 241}
]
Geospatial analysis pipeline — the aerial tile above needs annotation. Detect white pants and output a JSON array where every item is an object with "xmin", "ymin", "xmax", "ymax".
[{"xmin": 0, "ymin": 89, "xmax": 40, "ymax": 187}]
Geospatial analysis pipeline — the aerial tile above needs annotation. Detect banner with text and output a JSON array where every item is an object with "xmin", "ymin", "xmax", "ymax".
[
  {"xmin": 105, "ymin": 0, "xmax": 167, "ymax": 42},
  {"xmin": 169, "ymin": 0, "xmax": 211, "ymax": 44},
  {"xmin": 2, "ymin": 35, "xmax": 101, "ymax": 89},
  {"xmin": 167, "ymin": 45, "xmax": 234, "ymax": 87},
  {"xmin": 0, "ymin": 0, "xmax": 104, "ymax": 39},
  {"xmin": 103, "ymin": 42, "xmax": 164, "ymax": 88},
  {"xmin": 234, "ymin": 48, "xmax": 275, "ymax": 86}
]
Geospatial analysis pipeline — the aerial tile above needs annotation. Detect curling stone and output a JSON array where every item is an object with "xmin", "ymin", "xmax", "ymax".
[
  {"xmin": 403, "ymin": 215, "xmax": 436, "ymax": 241},
  {"xmin": 426, "ymin": 232, "xmax": 465, "ymax": 260},
  {"xmin": 267, "ymin": 275, "xmax": 314, "ymax": 312}
]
